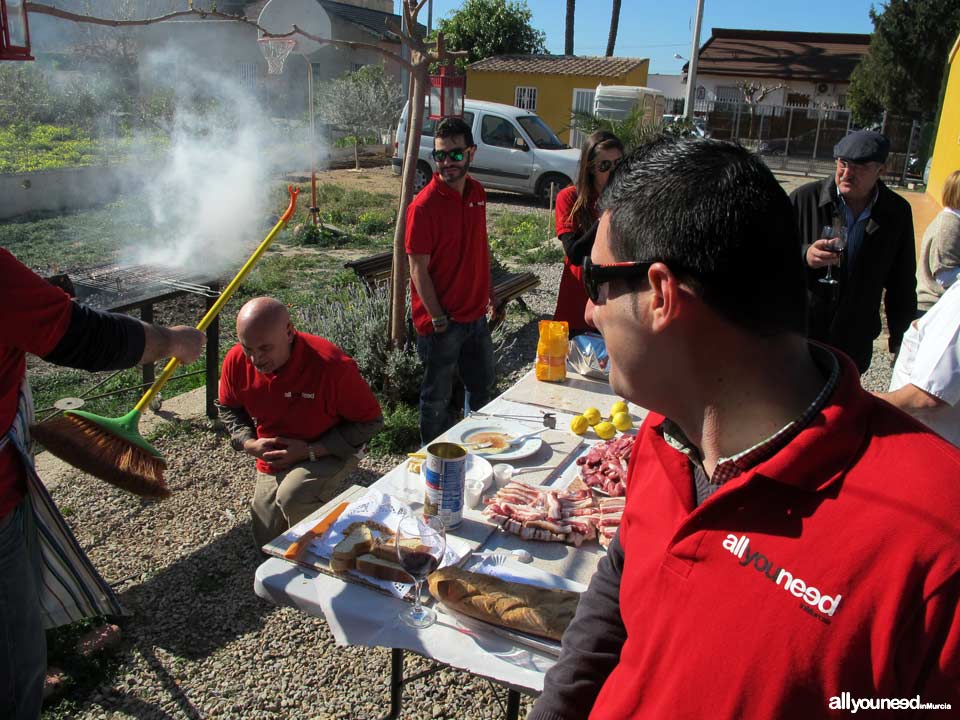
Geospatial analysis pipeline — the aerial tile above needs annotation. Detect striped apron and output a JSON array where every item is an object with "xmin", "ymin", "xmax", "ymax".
[{"xmin": 1, "ymin": 380, "xmax": 125, "ymax": 628}]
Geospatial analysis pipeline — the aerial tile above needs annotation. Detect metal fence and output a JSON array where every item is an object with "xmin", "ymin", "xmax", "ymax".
[{"xmin": 668, "ymin": 98, "xmax": 934, "ymax": 184}]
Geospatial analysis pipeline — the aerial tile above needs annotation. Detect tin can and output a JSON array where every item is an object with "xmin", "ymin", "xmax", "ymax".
[{"xmin": 423, "ymin": 442, "xmax": 466, "ymax": 528}]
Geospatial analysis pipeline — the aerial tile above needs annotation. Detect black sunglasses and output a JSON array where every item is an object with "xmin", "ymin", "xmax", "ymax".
[
  {"xmin": 583, "ymin": 257, "xmax": 656, "ymax": 303},
  {"xmin": 431, "ymin": 147, "xmax": 468, "ymax": 162},
  {"xmin": 593, "ymin": 158, "xmax": 620, "ymax": 173}
]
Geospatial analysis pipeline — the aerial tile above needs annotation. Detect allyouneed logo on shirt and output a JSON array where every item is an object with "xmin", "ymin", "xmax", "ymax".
[{"xmin": 723, "ymin": 534, "xmax": 842, "ymax": 622}]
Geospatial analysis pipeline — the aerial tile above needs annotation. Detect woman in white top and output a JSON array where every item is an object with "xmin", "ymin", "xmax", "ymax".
[{"xmin": 917, "ymin": 169, "xmax": 960, "ymax": 312}]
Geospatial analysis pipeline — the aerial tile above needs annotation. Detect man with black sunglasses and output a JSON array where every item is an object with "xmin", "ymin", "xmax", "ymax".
[
  {"xmin": 404, "ymin": 117, "xmax": 497, "ymax": 442},
  {"xmin": 529, "ymin": 139, "xmax": 960, "ymax": 720}
]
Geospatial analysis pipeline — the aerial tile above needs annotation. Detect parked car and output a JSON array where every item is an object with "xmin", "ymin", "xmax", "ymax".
[{"xmin": 392, "ymin": 99, "xmax": 580, "ymax": 203}]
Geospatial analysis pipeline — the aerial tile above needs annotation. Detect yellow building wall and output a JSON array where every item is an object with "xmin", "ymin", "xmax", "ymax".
[
  {"xmin": 928, "ymin": 34, "xmax": 960, "ymax": 207},
  {"xmin": 467, "ymin": 62, "xmax": 649, "ymax": 143}
]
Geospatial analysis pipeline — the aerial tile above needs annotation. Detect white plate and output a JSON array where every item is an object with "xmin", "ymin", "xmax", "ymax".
[
  {"xmin": 446, "ymin": 418, "xmax": 543, "ymax": 461},
  {"xmin": 419, "ymin": 452, "xmax": 493, "ymax": 491}
]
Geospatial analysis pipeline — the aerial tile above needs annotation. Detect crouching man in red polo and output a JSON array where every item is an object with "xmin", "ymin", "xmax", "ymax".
[{"xmin": 218, "ymin": 297, "xmax": 383, "ymax": 548}]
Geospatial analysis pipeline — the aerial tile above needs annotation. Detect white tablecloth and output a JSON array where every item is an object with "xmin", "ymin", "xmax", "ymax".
[{"xmin": 253, "ymin": 369, "xmax": 624, "ymax": 691}]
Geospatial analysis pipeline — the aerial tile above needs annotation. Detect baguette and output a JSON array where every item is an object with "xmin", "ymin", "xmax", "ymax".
[
  {"xmin": 354, "ymin": 553, "xmax": 414, "ymax": 584},
  {"xmin": 427, "ymin": 566, "xmax": 579, "ymax": 641}
]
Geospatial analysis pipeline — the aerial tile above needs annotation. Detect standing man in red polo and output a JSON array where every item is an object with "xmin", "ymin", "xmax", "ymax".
[
  {"xmin": 405, "ymin": 117, "xmax": 497, "ymax": 443},
  {"xmin": 218, "ymin": 297, "xmax": 383, "ymax": 548}
]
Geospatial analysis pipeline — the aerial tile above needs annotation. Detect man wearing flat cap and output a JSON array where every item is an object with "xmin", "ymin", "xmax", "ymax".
[{"xmin": 790, "ymin": 129, "xmax": 916, "ymax": 373}]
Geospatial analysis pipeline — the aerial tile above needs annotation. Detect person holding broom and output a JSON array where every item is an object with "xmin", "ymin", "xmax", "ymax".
[
  {"xmin": 0, "ymin": 247, "xmax": 206, "ymax": 720},
  {"xmin": 217, "ymin": 297, "xmax": 384, "ymax": 549}
]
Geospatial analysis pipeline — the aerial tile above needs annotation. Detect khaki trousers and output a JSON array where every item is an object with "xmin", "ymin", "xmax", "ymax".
[{"xmin": 251, "ymin": 455, "xmax": 358, "ymax": 548}]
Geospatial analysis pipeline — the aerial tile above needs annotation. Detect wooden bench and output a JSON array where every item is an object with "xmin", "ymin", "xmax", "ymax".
[{"xmin": 344, "ymin": 251, "xmax": 540, "ymax": 331}]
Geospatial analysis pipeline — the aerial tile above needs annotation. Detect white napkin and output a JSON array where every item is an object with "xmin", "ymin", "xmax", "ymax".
[{"xmin": 301, "ymin": 488, "xmax": 465, "ymax": 598}]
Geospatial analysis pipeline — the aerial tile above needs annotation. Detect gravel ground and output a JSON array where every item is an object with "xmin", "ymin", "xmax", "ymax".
[{"xmin": 41, "ymin": 244, "xmax": 894, "ymax": 719}]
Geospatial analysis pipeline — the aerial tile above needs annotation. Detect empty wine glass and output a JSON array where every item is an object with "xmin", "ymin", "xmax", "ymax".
[
  {"xmin": 818, "ymin": 225, "xmax": 840, "ymax": 285},
  {"xmin": 396, "ymin": 515, "xmax": 446, "ymax": 629}
]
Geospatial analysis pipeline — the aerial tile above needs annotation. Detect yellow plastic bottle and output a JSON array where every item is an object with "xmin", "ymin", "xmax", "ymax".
[{"xmin": 535, "ymin": 320, "xmax": 569, "ymax": 382}]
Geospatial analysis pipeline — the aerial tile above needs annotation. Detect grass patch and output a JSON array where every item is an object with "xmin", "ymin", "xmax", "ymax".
[
  {"xmin": 0, "ymin": 124, "xmax": 163, "ymax": 174},
  {"xmin": 367, "ymin": 402, "xmax": 421, "ymax": 457},
  {"xmin": 30, "ymin": 357, "xmax": 209, "ymax": 424},
  {"xmin": 43, "ymin": 616, "xmax": 121, "ymax": 719},
  {"xmin": 489, "ymin": 210, "xmax": 563, "ymax": 264}
]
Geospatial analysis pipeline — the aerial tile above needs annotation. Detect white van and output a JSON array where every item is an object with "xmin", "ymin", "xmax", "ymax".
[
  {"xmin": 392, "ymin": 99, "xmax": 580, "ymax": 203},
  {"xmin": 593, "ymin": 85, "xmax": 666, "ymax": 126}
]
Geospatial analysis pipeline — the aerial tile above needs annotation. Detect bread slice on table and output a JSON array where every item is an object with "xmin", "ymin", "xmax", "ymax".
[
  {"xmin": 330, "ymin": 526, "xmax": 376, "ymax": 572},
  {"xmin": 329, "ymin": 521, "xmax": 397, "ymax": 573},
  {"xmin": 428, "ymin": 566, "xmax": 580, "ymax": 641}
]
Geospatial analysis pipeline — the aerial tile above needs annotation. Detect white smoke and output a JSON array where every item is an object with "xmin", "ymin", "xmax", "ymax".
[{"xmin": 122, "ymin": 44, "xmax": 313, "ymax": 276}]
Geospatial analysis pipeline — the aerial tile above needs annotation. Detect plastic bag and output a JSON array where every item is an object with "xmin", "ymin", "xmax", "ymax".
[{"xmin": 567, "ymin": 333, "xmax": 609, "ymax": 379}]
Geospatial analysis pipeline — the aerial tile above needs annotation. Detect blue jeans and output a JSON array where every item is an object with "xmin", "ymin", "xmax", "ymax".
[
  {"xmin": 0, "ymin": 502, "xmax": 46, "ymax": 720},
  {"xmin": 416, "ymin": 317, "xmax": 495, "ymax": 443}
]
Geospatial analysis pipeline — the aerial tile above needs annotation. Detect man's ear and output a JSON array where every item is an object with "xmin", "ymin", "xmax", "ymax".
[
  {"xmin": 646, "ymin": 263, "xmax": 684, "ymax": 333},
  {"xmin": 286, "ymin": 322, "xmax": 295, "ymax": 342}
]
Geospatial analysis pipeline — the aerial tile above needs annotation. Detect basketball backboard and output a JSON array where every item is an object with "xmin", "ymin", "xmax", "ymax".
[{"xmin": 257, "ymin": 0, "xmax": 331, "ymax": 56}]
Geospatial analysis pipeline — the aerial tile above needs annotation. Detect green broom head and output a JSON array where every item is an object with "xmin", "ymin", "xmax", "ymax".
[{"xmin": 30, "ymin": 408, "xmax": 170, "ymax": 500}]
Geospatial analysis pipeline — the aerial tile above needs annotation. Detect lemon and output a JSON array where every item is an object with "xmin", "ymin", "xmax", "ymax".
[
  {"xmin": 612, "ymin": 411, "xmax": 633, "ymax": 432},
  {"xmin": 570, "ymin": 415, "xmax": 590, "ymax": 436},
  {"xmin": 583, "ymin": 407, "xmax": 602, "ymax": 426},
  {"xmin": 610, "ymin": 400, "xmax": 629, "ymax": 418},
  {"xmin": 594, "ymin": 421, "xmax": 616, "ymax": 440}
]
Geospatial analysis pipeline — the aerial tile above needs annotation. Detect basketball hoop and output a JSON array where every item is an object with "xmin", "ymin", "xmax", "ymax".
[{"xmin": 258, "ymin": 37, "xmax": 296, "ymax": 75}]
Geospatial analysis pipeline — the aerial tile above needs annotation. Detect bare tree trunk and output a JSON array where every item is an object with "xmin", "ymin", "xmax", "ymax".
[
  {"xmin": 389, "ymin": 62, "xmax": 428, "ymax": 347},
  {"xmin": 565, "ymin": 0, "xmax": 575, "ymax": 55},
  {"xmin": 605, "ymin": 0, "xmax": 621, "ymax": 57}
]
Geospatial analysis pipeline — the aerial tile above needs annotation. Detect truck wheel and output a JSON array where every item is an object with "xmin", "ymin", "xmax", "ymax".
[
  {"xmin": 537, "ymin": 174, "xmax": 571, "ymax": 206},
  {"xmin": 414, "ymin": 161, "xmax": 431, "ymax": 193}
]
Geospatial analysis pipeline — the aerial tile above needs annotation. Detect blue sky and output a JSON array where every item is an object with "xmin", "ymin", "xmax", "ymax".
[{"xmin": 404, "ymin": 0, "xmax": 878, "ymax": 74}]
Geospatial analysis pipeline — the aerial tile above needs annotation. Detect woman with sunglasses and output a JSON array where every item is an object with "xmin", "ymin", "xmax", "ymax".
[{"xmin": 553, "ymin": 130, "xmax": 625, "ymax": 334}]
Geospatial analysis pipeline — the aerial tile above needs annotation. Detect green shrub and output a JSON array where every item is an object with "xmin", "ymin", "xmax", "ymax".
[
  {"xmin": 355, "ymin": 210, "xmax": 393, "ymax": 235},
  {"xmin": 366, "ymin": 402, "xmax": 421, "ymax": 456},
  {"xmin": 489, "ymin": 210, "xmax": 562, "ymax": 263},
  {"xmin": 334, "ymin": 134, "xmax": 379, "ymax": 149},
  {"xmin": 297, "ymin": 282, "xmax": 423, "ymax": 404}
]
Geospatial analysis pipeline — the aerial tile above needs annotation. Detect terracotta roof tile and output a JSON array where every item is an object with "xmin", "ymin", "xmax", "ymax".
[{"xmin": 468, "ymin": 55, "xmax": 648, "ymax": 78}]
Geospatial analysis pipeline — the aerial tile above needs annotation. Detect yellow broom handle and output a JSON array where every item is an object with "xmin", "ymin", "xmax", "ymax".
[{"xmin": 133, "ymin": 186, "xmax": 301, "ymax": 413}]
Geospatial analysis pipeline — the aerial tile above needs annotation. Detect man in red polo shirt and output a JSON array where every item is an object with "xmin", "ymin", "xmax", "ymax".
[
  {"xmin": 218, "ymin": 297, "xmax": 383, "ymax": 547},
  {"xmin": 529, "ymin": 140, "xmax": 960, "ymax": 719},
  {"xmin": 1, "ymin": 248, "xmax": 205, "ymax": 720},
  {"xmin": 405, "ymin": 117, "xmax": 497, "ymax": 443}
]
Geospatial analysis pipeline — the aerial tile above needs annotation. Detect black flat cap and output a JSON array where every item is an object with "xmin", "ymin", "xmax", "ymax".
[{"xmin": 833, "ymin": 130, "xmax": 890, "ymax": 163}]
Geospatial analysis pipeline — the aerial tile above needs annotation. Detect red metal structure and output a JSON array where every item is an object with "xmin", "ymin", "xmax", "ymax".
[
  {"xmin": 0, "ymin": 0, "xmax": 33, "ymax": 60},
  {"xmin": 428, "ymin": 64, "xmax": 465, "ymax": 120}
]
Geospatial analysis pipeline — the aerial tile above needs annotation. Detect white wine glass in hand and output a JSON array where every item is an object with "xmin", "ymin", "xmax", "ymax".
[
  {"xmin": 396, "ymin": 515, "xmax": 446, "ymax": 629},
  {"xmin": 818, "ymin": 225, "xmax": 839, "ymax": 285}
]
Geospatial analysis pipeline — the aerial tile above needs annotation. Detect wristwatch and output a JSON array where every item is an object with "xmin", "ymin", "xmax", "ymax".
[
  {"xmin": 307, "ymin": 445, "xmax": 317, "ymax": 463},
  {"xmin": 431, "ymin": 314, "xmax": 448, "ymax": 328}
]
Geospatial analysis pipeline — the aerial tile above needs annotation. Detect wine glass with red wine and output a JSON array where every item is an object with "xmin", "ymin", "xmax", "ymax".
[{"xmin": 396, "ymin": 515, "xmax": 446, "ymax": 629}]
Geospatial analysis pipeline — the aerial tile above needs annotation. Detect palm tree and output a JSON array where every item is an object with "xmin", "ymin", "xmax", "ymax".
[
  {"xmin": 565, "ymin": 0, "xmax": 575, "ymax": 55},
  {"xmin": 605, "ymin": 0, "xmax": 622, "ymax": 57}
]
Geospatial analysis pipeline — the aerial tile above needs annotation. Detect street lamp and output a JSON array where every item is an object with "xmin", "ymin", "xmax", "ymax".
[{"xmin": 428, "ymin": 64, "xmax": 465, "ymax": 120}]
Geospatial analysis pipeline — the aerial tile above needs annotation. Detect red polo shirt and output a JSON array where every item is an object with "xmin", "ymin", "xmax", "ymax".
[
  {"xmin": 218, "ymin": 332, "xmax": 381, "ymax": 473},
  {"xmin": 1, "ymin": 249, "xmax": 74, "ymax": 517},
  {"xmin": 405, "ymin": 174, "xmax": 491, "ymax": 336},
  {"xmin": 589, "ymin": 353, "xmax": 960, "ymax": 718}
]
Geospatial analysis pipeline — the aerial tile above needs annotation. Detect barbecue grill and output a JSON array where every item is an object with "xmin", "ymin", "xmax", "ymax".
[{"xmin": 50, "ymin": 262, "xmax": 224, "ymax": 418}]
